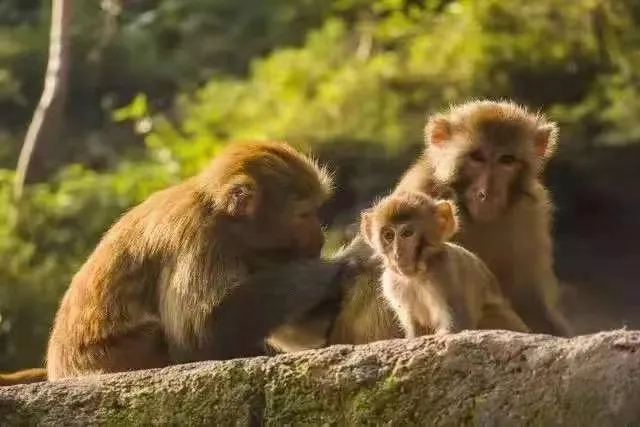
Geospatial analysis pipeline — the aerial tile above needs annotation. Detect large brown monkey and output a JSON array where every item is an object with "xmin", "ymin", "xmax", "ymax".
[
  {"xmin": 394, "ymin": 99, "xmax": 572, "ymax": 336},
  {"xmin": 46, "ymin": 140, "xmax": 355, "ymax": 380}
]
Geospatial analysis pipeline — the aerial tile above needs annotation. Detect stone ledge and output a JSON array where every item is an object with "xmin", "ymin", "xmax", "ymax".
[{"xmin": 1, "ymin": 330, "xmax": 639, "ymax": 426}]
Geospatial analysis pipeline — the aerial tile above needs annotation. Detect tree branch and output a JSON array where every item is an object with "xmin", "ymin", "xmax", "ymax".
[{"xmin": 13, "ymin": 0, "xmax": 73, "ymax": 201}]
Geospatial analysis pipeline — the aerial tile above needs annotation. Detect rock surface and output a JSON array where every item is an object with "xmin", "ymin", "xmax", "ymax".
[{"xmin": 1, "ymin": 330, "xmax": 640, "ymax": 426}]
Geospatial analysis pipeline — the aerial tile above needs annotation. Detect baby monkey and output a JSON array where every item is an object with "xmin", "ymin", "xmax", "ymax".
[{"xmin": 360, "ymin": 191, "xmax": 530, "ymax": 337}]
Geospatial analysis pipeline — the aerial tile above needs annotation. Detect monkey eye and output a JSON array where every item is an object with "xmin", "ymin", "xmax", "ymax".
[
  {"xmin": 230, "ymin": 186, "xmax": 249, "ymax": 199},
  {"xmin": 468, "ymin": 150, "xmax": 487, "ymax": 163},
  {"xmin": 499, "ymin": 154, "xmax": 517, "ymax": 165},
  {"xmin": 399, "ymin": 227, "xmax": 414, "ymax": 238},
  {"xmin": 297, "ymin": 209, "xmax": 315, "ymax": 220},
  {"xmin": 381, "ymin": 228, "xmax": 395, "ymax": 243}
]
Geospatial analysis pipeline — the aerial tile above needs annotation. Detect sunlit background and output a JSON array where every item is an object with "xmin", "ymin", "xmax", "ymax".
[{"xmin": 0, "ymin": 0, "xmax": 639, "ymax": 370}]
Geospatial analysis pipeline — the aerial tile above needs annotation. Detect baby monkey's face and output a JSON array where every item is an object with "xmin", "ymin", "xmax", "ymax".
[
  {"xmin": 377, "ymin": 219, "xmax": 429, "ymax": 277},
  {"xmin": 361, "ymin": 191, "xmax": 458, "ymax": 277}
]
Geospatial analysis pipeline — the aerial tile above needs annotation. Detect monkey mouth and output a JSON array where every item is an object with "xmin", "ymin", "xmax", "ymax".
[
  {"xmin": 389, "ymin": 239, "xmax": 428, "ymax": 276},
  {"xmin": 390, "ymin": 260, "xmax": 416, "ymax": 276},
  {"xmin": 468, "ymin": 198, "xmax": 505, "ymax": 223},
  {"xmin": 395, "ymin": 265, "xmax": 417, "ymax": 276},
  {"xmin": 393, "ymin": 255, "xmax": 420, "ymax": 277}
]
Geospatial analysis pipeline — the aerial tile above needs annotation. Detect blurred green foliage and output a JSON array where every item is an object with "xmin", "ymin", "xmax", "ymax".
[{"xmin": 0, "ymin": 0, "xmax": 639, "ymax": 369}]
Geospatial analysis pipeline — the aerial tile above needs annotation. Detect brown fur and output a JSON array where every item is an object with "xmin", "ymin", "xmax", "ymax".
[
  {"xmin": 326, "ymin": 236, "xmax": 403, "ymax": 345},
  {"xmin": 395, "ymin": 99, "xmax": 572, "ymax": 336},
  {"xmin": 46, "ymin": 140, "xmax": 340, "ymax": 380},
  {"xmin": 360, "ymin": 191, "xmax": 529, "ymax": 336},
  {"xmin": 0, "ymin": 368, "xmax": 47, "ymax": 386}
]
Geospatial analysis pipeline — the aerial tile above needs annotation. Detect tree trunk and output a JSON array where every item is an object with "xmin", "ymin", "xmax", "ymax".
[{"xmin": 13, "ymin": 0, "xmax": 73, "ymax": 201}]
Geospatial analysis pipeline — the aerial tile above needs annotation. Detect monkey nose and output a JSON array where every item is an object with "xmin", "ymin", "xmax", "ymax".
[{"xmin": 478, "ymin": 190, "xmax": 488, "ymax": 201}]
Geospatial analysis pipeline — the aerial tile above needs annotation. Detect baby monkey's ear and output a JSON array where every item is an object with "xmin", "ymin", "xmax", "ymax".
[
  {"xmin": 434, "ymin": 199, "xmax": 459, "ymax": 241},
  {"xmin": 360, "ymin": 210, "xmax": 374, "ymax": 247},
  {"xmin": 219, "ymin": 174, "xmax": 260, "ymax": 218}
]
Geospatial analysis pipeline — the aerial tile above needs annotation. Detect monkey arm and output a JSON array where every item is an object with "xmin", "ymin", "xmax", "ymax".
[
  {"xmin": 203, "ymin": 259, "xmax": 359, "ymax": 361},
  {"xmin": 410, "ymin": 319, "xmax": 434, "ymax": 338},
  {"xmin": 505, "ymin": 259, "xmax": 572, "ymax": 337},
  {"xmin": 387, "ymin": 305, "xmax": 413, "ymax": 338},
  {"xmin": 447, "ymin": 300, "xmax": 475, "ymax": 333},
  {"xmin": 478, "ymin": 301, "xmax": 530, "ymax": 333},
  {"xmin": 475, "ymin": 268, "xmax": 531, "ymax": 333},
  {"xmin": 448, "ymin": 259, "xmax": 483, "ymax": 333},
  {"xmin": 510, "ymin": 282, "xmax": 572, "ymax": 337}
]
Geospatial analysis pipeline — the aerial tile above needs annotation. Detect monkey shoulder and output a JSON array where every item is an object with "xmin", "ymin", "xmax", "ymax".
[
  {"xmin": 331, "ymin": 233, "xmax": 384, "ymax": 290},
  {"xmin": 105, "ymin": 182, "xmax": 213, "ymax": 252},
  {"xmin": 438, "ymin": 242, "xmax": 495, "ymax": 287},
  {"xmin": 332, "ymin": 233, "xmax": 377, "ymax": 263},
  {"xmin": 442, "ymin": 241, "xmax": 482, "ymax": 263}
]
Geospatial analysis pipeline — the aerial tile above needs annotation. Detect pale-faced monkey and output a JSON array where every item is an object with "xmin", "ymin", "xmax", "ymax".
[
  {"xmin": 395, "ymin": 99, "xmax": 573, "ymax": 336},
  {"xmin": 360, "ymin": 191, "xmax": 529, "ymax": 337}
]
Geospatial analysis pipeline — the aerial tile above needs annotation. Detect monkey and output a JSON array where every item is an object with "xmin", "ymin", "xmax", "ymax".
[
  {"xmin": 0, "ymin": 368, "xmax": 47, "ymax": 387},
  {"xmin": 359, "ymin": 190, "xmax": 529, "ymax": 337},
  {"xmin": 393, "ymin": 99, "xmax": 573, "ymax": 337},
  {"xmin": 45, "ymin": 140, "xmax": 357, "ymax": 380}
]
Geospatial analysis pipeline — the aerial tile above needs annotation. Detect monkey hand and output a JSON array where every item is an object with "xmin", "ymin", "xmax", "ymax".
[
  {"xmin": 205, "ymin": 259, "xmax": 350, "ymax": 361},
  {"xmin": 335, "ymin": 258, "xmax": 364, "ymax": 287}
]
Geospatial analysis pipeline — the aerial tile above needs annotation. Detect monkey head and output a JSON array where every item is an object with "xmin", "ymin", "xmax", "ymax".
[
  {"xmin": 360, "ymin": 191, "xmax": 458, "ymax": 276},
  {"xmin": 424, "ymin": 100, "xmax": 558, "ymax": 223},
  {"xmin": 199, "ymin": 140, "xmax": 334, "ymax": 259}
]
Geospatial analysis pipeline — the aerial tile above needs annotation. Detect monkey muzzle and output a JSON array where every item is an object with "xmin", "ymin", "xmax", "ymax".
[
  {"xmin": 464, "ymin": 177, "xmax": 504, "ymax": 222},
  {"xmin": 468, "ymin": 188, "xmax": 507, "ymax": 223},
  {"xmin": 389, "ymin": 256, "xmax": 418, "ymax": 277}
]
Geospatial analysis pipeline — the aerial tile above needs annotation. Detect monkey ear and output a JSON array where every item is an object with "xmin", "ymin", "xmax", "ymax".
[
  {"xmin": 425, "ymin": 114, "xmax": 453, "ymax": 147},
  {"xmin": 434, "ymin": 199, "xmax": 459, "ymax": 241},
  {"xmin": 360, "ymin": 210, "xmax": 374, "ymax": 247},
  {"xmin": 534, "ymin": 122, "xmax": 559, "ymax": 159},
  {"xmin": 220, "ymin": 175, "xmax": 260, "ymax": 217}
]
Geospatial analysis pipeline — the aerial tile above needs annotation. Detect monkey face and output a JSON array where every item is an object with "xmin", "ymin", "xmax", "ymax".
[
  {"xmin": 279, "ymin": 199, "xmax": 326, "ymax": 258},
  {"xmin": 425, "ymin": 100, "xmax": 558, "ymax": 224},
  {"xmin": 377, "ymin": 222, "xmax": 425, "ymax": 276},
  {"xmin": 206, "ymin": 140, "xmax": 334, "ymax": 260},
  {"xmin": 246, "ymin": 197, "xmax": 326, "ymax": 259},
  {"xmin": 459, "ymin": 143, "xmax": 523, "ymax": 223},
  {"xmin": 361, "ymin": 191, "xmax": 458, "ymax": 276}
]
